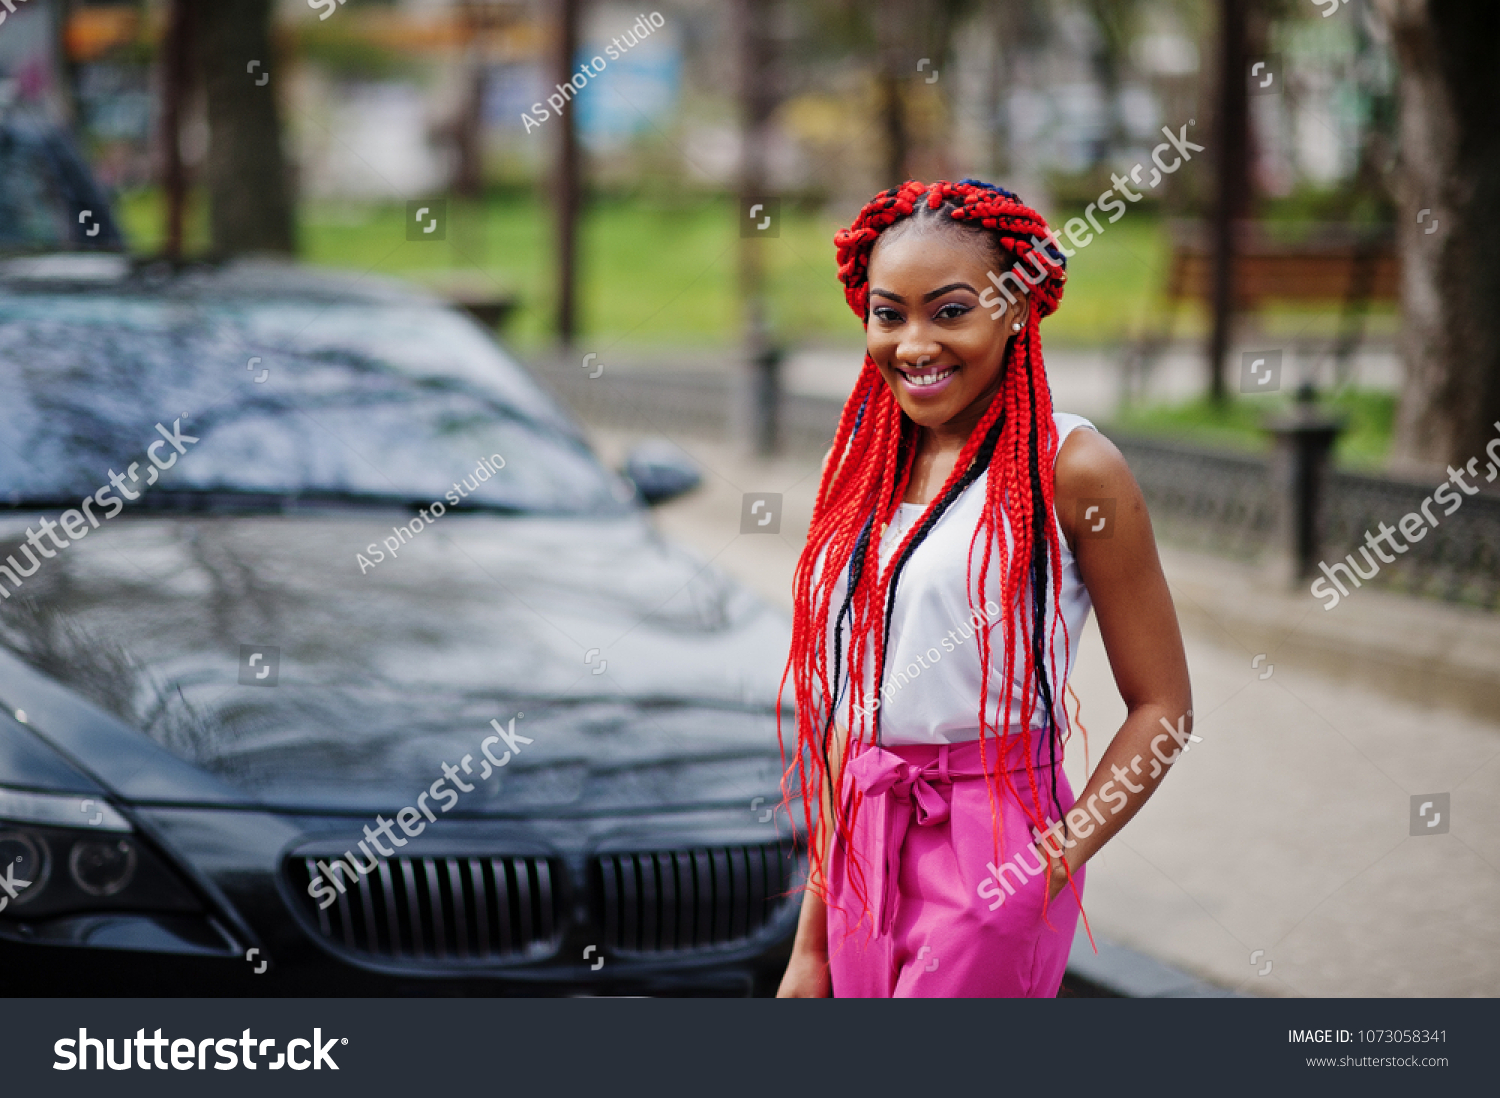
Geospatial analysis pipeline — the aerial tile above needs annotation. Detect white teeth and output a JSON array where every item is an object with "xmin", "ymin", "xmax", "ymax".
[{"xmin": 903, "ymin": 366, "xmax": 956, "ymax": 388}]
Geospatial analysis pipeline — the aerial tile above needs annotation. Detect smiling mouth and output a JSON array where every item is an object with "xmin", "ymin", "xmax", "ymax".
[{"xmin": 897, "ymin": 364, "xmax": 958, "ymax": 388}]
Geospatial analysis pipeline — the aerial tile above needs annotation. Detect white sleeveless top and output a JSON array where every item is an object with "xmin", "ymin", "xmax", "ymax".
[{"xmin": 821, "ymin": 413, "xmax": 1096, "ymax": 746}]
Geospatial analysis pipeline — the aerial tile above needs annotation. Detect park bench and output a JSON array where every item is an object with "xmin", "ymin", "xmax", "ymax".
[
  {"xmin": 1160, "ymin": 219, "xmax": 1398, "ymax": 308},
  {"xmin": 1122, "ymin": 219, "xmax": 1398, "ymax": 398}
]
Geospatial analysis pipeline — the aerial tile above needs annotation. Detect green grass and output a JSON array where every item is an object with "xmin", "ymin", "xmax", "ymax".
[
  {"xmin": 114, "ymin": 188, "xmax": 1194, "ymax": 352},
  {"xmin": 112, "ymin": 187, "xmax": 1398, "ymax": 365},
  {"xmin": 117, "ymin": 188, "xmax": 838, "ymax": 352},
  {"xmin": 1042, "ymin": 211, "xmax": 1173, "ymax": 344},
  {"xmin": 1110, "ymin": 388, "xmax": 1397, "ymax": 469}
]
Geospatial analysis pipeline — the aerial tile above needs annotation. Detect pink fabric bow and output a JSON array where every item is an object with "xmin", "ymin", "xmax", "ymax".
[{"xmin": 846, "ymin": 745, "xmax": 966, "ymax": 936}]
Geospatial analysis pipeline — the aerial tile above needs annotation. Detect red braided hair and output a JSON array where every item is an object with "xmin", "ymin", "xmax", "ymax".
[{"xmin": 777, "ymin": 179, "xmax": 1078, "ymax": 933}]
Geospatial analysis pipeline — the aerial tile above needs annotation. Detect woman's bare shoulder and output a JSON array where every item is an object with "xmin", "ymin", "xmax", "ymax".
[
  {"xmin": 1053, "ymin": 425, "xmax": 1143, "ymax": 546},
  {"xmin": 1054, "ymin": 424, "xmax": 1132, "ymax": 499}
]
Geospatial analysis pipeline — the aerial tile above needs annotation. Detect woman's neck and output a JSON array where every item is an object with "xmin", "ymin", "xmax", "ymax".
[{"xmin": 904, "ymin": 425, "xmax": 967, "ymax": 505}]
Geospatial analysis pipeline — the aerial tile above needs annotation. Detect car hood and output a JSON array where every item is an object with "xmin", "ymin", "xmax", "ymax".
[{"xmin": 0, "ymin": 510, "xmax": 793, "ymax": 814}]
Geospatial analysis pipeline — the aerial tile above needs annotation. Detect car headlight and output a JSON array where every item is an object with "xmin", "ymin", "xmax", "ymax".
[
  {"xmin": 0, "ymin": 788, "xmax": 199, "ymax": 919},
  {"xmin": 69, "ymin": 837, "xmax": 138, "ymax": 896},
  {"xmin": 0, "ymin": 829, "xmax": 49, "ymax": 908}
]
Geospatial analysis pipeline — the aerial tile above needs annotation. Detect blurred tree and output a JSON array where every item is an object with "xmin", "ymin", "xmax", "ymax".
[
  {"xmin": 450, "ymin": 1, "xmax": 524, "ymax": 199},
  {"xmin": 159, "ymin": 0, "xmax": 193, "ymax": 261},
  {"xmin": 553, "ymin": 0, "xmax": 581, "ymax": 346},
  {"xmin": 1373, "ymin": 0, "xmax": 1500, "ymax": 471},
  {"xmin": 787, "ymin": 0, "xmax": 978, "ymax": 187},
  {"xmin": 985, "ymin": 0, "xmax": 1049, "ymax": 188},
  {"xmin": 1081, "ymin": 0, "xmax": 1140, "ymax": 164},
  {"xmin": 736, "ymin": 0, "xmax": 781, "ymax": 453},
  {"xmin": 451, "ymin": 5, "xmax": 489, "ymax": 199},
  {"xmin": 874, "ymin": 0, "xmax": 911, "ymax": 187},
  {"xmin": 1206, "ymin": 0, "xmax": 1250, "ymax": 405},
  {"xmin": 198, "ymin": 0, "xmax": 295, "ymax": 255},
  {"xmin": 837, "ymin": 0, "xmax": 974, "ymax": 187},
  {"xmin": 52, "ymin": 0, "xmax": 79, "ymax": 129}
]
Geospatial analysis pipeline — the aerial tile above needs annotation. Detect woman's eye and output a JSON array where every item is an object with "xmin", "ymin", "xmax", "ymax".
[
  {"xmin": 935, "ymin": 302, "xmax": 971, "ymax": 320},
  {"xmin": 872, "ymin": 306, "xmax": 903, "ymax": 323}
]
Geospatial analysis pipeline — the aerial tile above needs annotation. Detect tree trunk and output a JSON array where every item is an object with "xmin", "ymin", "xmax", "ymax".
[
  {"xmin": 736, "ymin": 0, "xmax": 779, "ymax": 454},
  {"xmin": 875, "ymin": 0, "xmax": 915, "ymax": 187},
  {"xmin": 552, "ymin": 0, "xmax": 581, "ymax": 347},
  {"xmin": 1376, "ymin": 0, "xmax": 1500, "ymax": 472},
  {"xmin": 160, "ymin": 0, "xmax": 193, "ymax": 261},
  {"xmin": 1207, "ymin": 0, "xmax": 1249, "ymax": 406},
  {"xmin": 1082, "ymin": 0, "xmax": 1133, "ymax": 166},
  {"xmin": 453, "ymin": 4, "xmax": 488, "ymax": 199},
  {"xmin": 199, "ymin": 0, "xmax": 295, "ymax": 256},
  {"xmin": 876, "ymin": 66, "xmax": 909, "ymax": 188},
  {"xmin": 52, "ymin": 0, "xmax": 79, "ymax": 128}
]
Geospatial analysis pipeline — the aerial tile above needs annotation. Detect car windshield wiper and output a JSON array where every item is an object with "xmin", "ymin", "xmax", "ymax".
[{"xmin": 2, "ymin": 489, "xmax": 532, "ymax": 516}]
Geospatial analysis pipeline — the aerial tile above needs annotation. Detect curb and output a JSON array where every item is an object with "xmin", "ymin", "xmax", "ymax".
[{"xmin": 1065, "ymin": 926, "xmax": 1244, "ymax": 998}]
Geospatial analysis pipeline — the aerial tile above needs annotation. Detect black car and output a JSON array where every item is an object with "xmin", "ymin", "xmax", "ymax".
[{"xmin": 0, "ymin": 256, "xmax": 801, "ymax": 996}]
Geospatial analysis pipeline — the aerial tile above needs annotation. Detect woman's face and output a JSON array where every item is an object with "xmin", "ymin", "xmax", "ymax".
[{"xmin": 864, "ymin": 225, "xmax": 1026, "ymax": 436}]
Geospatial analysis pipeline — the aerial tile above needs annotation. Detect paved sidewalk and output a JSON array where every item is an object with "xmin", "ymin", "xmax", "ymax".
[{"xmin": 591, "ymin": 428, "xmax": 1500, "ymax": 997}]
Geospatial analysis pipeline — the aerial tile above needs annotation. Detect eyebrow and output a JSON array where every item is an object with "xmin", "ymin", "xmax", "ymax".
[{"xmin": 869, "ymin": 282, "xmax": 979, "ymax": 304}]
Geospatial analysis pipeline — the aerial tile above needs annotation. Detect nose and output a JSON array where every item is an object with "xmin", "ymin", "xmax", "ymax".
[{"xmin": 895, "ymin": 321, "xmax": 941, "ymax": 368}]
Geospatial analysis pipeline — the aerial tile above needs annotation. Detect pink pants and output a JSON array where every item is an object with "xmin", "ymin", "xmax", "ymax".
[{"xmin": 825, "ymin": 737, "xmax": 1084, "ymax": 998}]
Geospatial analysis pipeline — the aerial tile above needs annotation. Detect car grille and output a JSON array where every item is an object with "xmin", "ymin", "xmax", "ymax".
[
  {"xmin": 592, "ymin": 843, "xmax": 795, "ymax": 954},
  {"xmin": 290, "ymin": 855, "xmax": 560, "ymax": 962}
]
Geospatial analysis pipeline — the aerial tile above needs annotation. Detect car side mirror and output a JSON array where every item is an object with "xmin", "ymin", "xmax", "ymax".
[{"xmin": 621, "ymin": 439, "xmax": 702, "ymax": 506}]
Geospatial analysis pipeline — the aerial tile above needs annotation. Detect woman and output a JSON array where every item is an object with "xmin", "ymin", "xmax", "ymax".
[{"xmin": 776, "ymin": 180, "xmax": 1192, "ymax": 998}]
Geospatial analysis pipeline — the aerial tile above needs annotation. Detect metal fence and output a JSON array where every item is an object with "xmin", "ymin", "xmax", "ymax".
[
  {"xmin": 1323, "ymin": 466, "xmax": 1500, "ymax": 608},
  {"xmin": 1111, "ymin": 433, "xmax": 1500, "ymax": 610},
  {"xmin": 1108, "ymin": 436, "xmax": 1277, "ymax": 562}
]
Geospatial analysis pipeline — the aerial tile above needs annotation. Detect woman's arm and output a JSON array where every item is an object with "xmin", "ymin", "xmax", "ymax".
[
  {"xmin": 776, "ymin": 721, "xmax": 847, "ymax": 997},
  {"xmin": 778, "ymin": 880, "xmax": 830, "ymax": 996},
  {"xmin": 779, "ymin": 453, "xmax": 840, "ymax": 996},
  {"xmin": 1045, "ymin": 428, "xmax": 1193, "ymax": 900}
]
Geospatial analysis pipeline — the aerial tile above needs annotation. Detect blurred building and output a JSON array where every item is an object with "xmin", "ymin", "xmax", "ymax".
[{"xmin": 287, "ymin": 0, "xmax": 685, "ymax": 199}]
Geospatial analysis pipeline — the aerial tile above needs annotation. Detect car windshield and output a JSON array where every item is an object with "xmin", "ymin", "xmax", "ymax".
[{"xmin": 0, "ymin": 292, "xmax": 628, "ymax": 515}]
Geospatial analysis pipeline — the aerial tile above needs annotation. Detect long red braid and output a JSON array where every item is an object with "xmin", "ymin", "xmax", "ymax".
[{"xmin": 778, "ymin": 179, "xmax": 1077, "ymax": 931}]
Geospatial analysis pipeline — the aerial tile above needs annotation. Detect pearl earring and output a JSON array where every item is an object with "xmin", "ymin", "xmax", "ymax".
[{"xmin": 1011, "ymin": 321, "xmax": 1022, "ymax": 332}]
